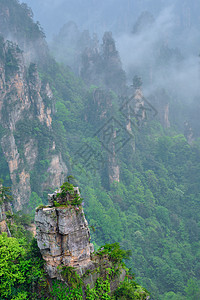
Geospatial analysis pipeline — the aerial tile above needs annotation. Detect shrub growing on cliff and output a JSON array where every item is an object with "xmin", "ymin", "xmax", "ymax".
[
  {"xmin": 0, "ymin": 182, "xmax": 13, "ymax": 205},
  {"xmin": 86, "ymin": 276, "xmax": 111, "ymax": 300},
  {"xmin": 114, "ymin": 277, "xmax": 150, "ymax": 299},
  {"xmin": 57, "ymin": 181, "xmax": 74, "ymax": 198},
  {"xmin": 60, "ymin": 266, "xmax": 83, "ymax": 289},
  {"xmin": 97, "ymin": 243, "xmax": 131, "ymax": 266},
  {"xmin": 56, "ymin": 181, "xmax": 83, "ymax": 207}
]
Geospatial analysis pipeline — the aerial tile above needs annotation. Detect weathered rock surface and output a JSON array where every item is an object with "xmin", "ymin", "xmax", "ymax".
[
  {"xmin": 0, "ymin": 194, "xmax": 12, "ymax": 237},
  {"xmin": 0, "ymin": 219, "xmax": 11, "ymax": 236},
  {"xmin": 42, "ymin": 154, "xmax": 68, "ymax": 191},
  {"xmin": 184, "ymin": 121, "xmax": 194, "ymax": 145},
  {"xmin": 0, "ymin": 38, "xmax": 67, "ymax": 210},
  {"xmin": 35, "ymin": 189, "xmax": 94, "ymax": 278},
  {"xmin": 34, "ymin": 188, "xmax": 136, "ymax": 299},
  {"xmin": 0, "ymin": 1, "xmax": 48, "ymax": 65}
]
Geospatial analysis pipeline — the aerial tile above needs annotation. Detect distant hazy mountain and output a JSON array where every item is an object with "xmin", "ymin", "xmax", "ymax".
[{"xmin": 20, "ymin": 0, "xmax": 200, "ymax": 39}]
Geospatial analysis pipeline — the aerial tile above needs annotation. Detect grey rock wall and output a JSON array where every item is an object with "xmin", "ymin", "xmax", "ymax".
[{"xmin": 35, "ymin": 190, "xmax": 94, "ymax": 278}]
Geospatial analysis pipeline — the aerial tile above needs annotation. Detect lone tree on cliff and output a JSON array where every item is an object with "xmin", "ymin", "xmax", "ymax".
[
  {"xmin": 0, "ymin": 180, "xmax": 13, "ymax": 205},
  {"xmin": 132, "ymin": 75, "xmax": 143, "ymax": 89}
]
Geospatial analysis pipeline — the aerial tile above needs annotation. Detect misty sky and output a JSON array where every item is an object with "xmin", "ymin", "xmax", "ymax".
[
  {"xmin": 20, "ymin": 0, "xmax": 200, "ymax": 103},
  {"xmin": 20, "ymin": 0, "xmax": 200, "ymax": 40}
]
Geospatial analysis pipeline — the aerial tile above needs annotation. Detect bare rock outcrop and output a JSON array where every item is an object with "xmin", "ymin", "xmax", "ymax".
[
  {"xmin": 35, "ymin": 188, "xmax": 94, "ymax": 278},
  {"xmin": 34, "ymin": 186, "xmax": 150, "ymax": 298}
]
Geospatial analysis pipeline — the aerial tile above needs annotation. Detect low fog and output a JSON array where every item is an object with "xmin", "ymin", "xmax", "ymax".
[
  {"xmin": 20, "ymin": 0, "xmax": 200, "ymax": 39},
  {"xmin": 20, "ymin": 0, "xmax": 200, "ymax": 128},
  {"xmin": 116, "ymin": 7, "xmax": 200, "ymax": 101}
]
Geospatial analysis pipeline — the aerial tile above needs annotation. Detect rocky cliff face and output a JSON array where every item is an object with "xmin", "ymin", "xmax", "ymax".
[
  {"xmin": 184, "ymin": 121, "xmax": 194, "ymax": 145},
  {"xmin": 35, "ymin": 188, "xmax": 94, "ymax": 278},
  {"xmin": 85, "ymin": 88, "xmax": 120, "ymax": 185},
  {"xmin": 0, "ymin": 37, "xmax": 67, "ymax": 210},
  {"xmin": 35, "ymin": 187, "xmax": 129, "ymax": 298},
  {"xmin": 0, "ymin": 183, "xmax": 12, "ymax": 236},
  {"xmin": 0, "ymin": 0, "xmax": 48, "ymax": 65},
  {"xmin": 52, "ymin": 24, "xmax": 126, "ymax": 94},
  {"xmin": 0, "ymin": 201, "xmax": 12, "ymax": 237},
  {"xmin": 81, "ymin": 31, "xmax": 126, "ymax": 94}
]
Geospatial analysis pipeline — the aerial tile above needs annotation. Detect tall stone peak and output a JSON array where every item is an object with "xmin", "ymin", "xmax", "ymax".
[
  {"xmin": 102, "ymin": 31, "xmax": 118, "ymax": 58},
  {"xmin": 51, "ymin": 22, "xmax": 96, "ymax": 75},
  {"xmin": 132, "ymin": 11, "xmax": 155, "ymax": 34},
  {"xmin": 35, "ymin": 187, "xmax": 95, "ymax": 278},
  {"xmin": 0, "ymin": 37, "xmax": 67, "ymax": 210},
  {"xmin": 0, "ymin": 0, "xmax": 48, "ymax": 65},
  {"xmin": 81, "ymin": 31, "xmax": 126, "ymax": 94},
  {"xmin": 52, "ymin": 22, "xmax": 126, "ymax": 94},
  {"xmin": 58, "ymin": 21, "xmax": 79, "ymax": 39},
  {"xmin": 34, "ymin": 186, "xmax": 134, "ymax": 298}
]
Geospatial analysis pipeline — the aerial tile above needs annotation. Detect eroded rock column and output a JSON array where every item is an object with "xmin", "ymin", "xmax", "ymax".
[{"xmin": 35, "ymin": 190, "xmax": 94, "ymax": 278}]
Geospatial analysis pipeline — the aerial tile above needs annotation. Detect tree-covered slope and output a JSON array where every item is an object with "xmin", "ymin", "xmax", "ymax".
[
  {"xmin": 0, "ymin": 0, "xmax": 200, "ymax": 299},
  {"xmin": 37, "ymin": 56, "xmax": 200, "ymax": 298}
]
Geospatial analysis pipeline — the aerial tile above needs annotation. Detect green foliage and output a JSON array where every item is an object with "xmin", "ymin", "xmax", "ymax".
[
  {"xmin": 0, "ymin": 145, "xmax": 10, "ymax": 186},
  {"xmin": 163, "ymin": 291, "xmax": 185, "ymax": 300},
  {"xmin": 1, "ymin": 4, "xmax": 200, "ymax": 297},
  {"xmin": 85, "ymin": 272, "xmax": 149, "ymax": 300},
  {"xmin": 3, "ymin": 40, "xmax": 21, "ymax": 81},
  {"xmin": 0, "ymin": 0, "xmax": 45, "ymax": 41},
  {"xmin": 56, "ymin": 181, "xmax": 83, "ymax": 207},
  {"xmin": 57, "ymin": 181, "xmax": 74, "ymax": 198},
  {"xmin": 0, "ymin": 233, "xmax": 26, "ymax": 298},
  {"xmin": 114, "ymin": 278, "xmax": 149, "ymax": 299},
  {"xmin": 0, "ymin": 183, "xmax": 13, "ymax": 205},
  {"xmin": 116, "ymin": 279, "xmax": 150, "ymax": 299},
  {"xmin": 184, "ymin": 279, "xmax": 200, "ymax": 300},
  {"xmin": 49, "ymin": 280, "xmax": 83, "ymax": 300},
  {"xmin": 10, "ymin": 291, "xmax": 28, "ymax": 300},
  {"xmin": 55, "ymin": 102, "xmax": 70, "ymax": 122},
  {"xmin": 28, "ymin": 192, "xmax": 43, "ymax": 215},
  {"xmin": 86, "ymin": 276, "xmax": 111, "ymax": 300},
  {"xmin": 6, "ymin": 212, "xmax": 33, "ymax": 246},
  {"xmin": 97, "ymin": 243, "xmax": 131, "ymax": 266},
  {"xmin": 53, "ymin": 200, "xmax": 60, "ymax": 207},
  {"xmin": 0, "ymin": 232, "xmax": 44, "ymax": 299},
  {"xmin": 12, "ymin": 211, "xmax": 32, "ymax": 227},
  {"xmin": 60, "ymin": 266, "xmax": 83, "ymax": 289}
]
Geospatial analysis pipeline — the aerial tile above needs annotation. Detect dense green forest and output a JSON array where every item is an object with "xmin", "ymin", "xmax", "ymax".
[
  {"xmin": 0, "ymin": 0, "xmax": 200, "ymax": 299},
  {"xmin": 35, "ymin": 61, "xmax": 200, "ymax": 299},
  {"xmin": 4, "ymin": 58, "xmax": 199, "ymax": 299},
  {"xmin": 0, "ymin": 228, "xmax": 149, "ymax": 299}
]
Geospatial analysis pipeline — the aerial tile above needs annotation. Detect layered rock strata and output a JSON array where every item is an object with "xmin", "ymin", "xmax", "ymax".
[{"xmin": 35, "ymin": 188, "xmax": 94, "ymax": 278}]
